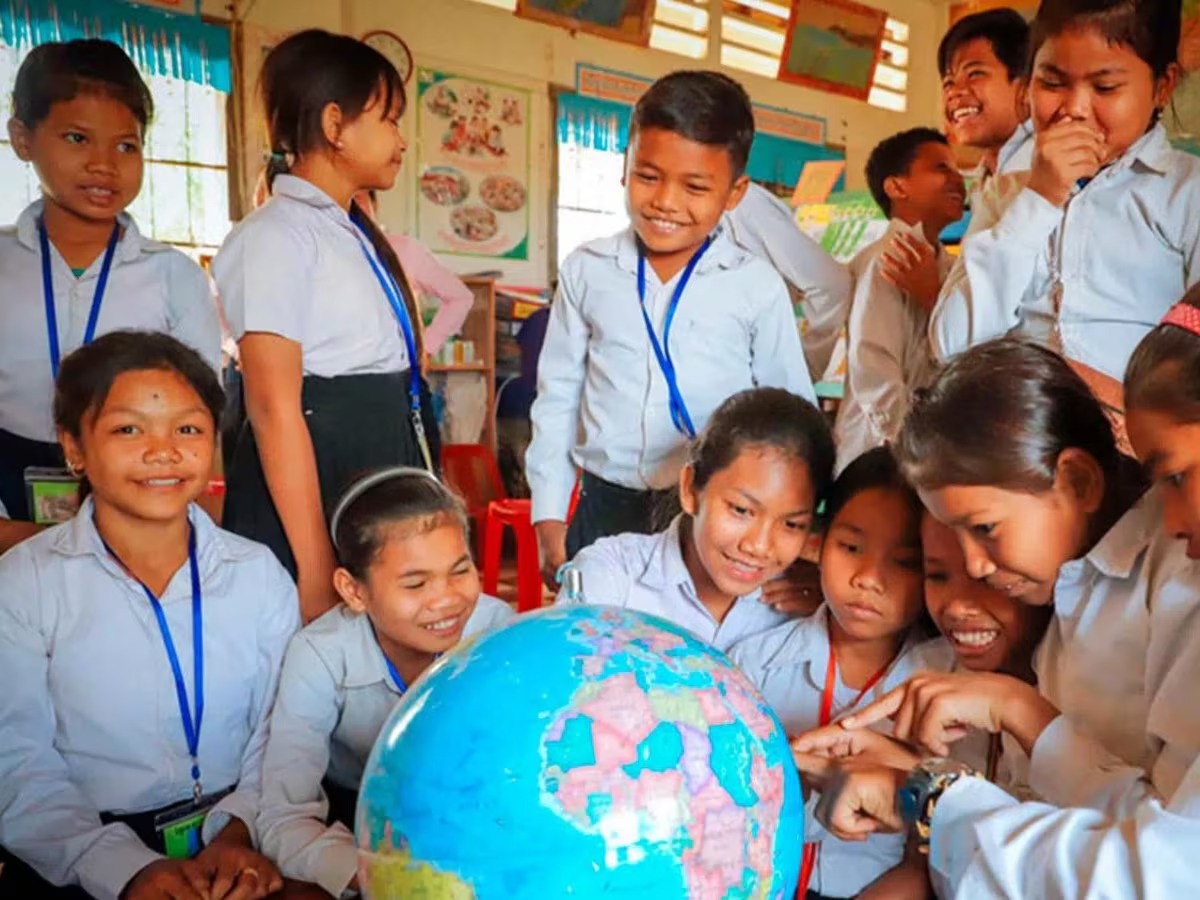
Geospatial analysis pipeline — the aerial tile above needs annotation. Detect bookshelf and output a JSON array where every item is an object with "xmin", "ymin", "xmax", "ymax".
[{"xmin": 429, "ymin": 276, "xmax": 497, "ymax": 452}]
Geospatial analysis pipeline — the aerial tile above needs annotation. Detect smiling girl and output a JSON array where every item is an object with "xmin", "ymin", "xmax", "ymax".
[{"xmin": 0, "ymin": 40, "xmax": 221, "ymax": 523}]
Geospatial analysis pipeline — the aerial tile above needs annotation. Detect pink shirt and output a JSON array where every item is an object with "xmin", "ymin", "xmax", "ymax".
[{"xmin": 387, "ymin": 234, "xmax": 473, "ymax": 354}]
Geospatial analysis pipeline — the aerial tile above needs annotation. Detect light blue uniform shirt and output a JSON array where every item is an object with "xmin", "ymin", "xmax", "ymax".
[
  {"xmin": 932, "ymin": 124, "xmax": 1200, "ymax": 381},
  {"xmin": 0, "ymin": 201, "xmax": 221, "ymax": 441},
  {"xmin": 527, "ymin": 226, "xmax": 816, "ymax": 522},
  {"xmin": 554, "ymin": 516, "xmax": 791, "ymax": 652},
  {"xmin": 0, "ymin": 499, "xmax": 299, "ymax": 900},
  {"xmin": 256, "ymin": 596, "xmax": 515, "ymax": 897},
  {"xmin": 729, "ymin": 605, "xmax": 954, "ymax": 898}
]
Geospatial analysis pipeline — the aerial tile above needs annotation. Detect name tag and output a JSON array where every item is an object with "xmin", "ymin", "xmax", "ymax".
[
  {"xmin": 23, "ymin": 467, "xmax": 80, "ymax": 524},
  {"xmin": 153, "ymin": 787, "xmax": 233, "ymax": 860}
]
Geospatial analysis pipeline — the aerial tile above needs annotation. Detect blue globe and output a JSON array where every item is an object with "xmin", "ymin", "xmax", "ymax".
[{"xmin": 355, "ymin": 605, "xmax": 804, "ymax": 898}]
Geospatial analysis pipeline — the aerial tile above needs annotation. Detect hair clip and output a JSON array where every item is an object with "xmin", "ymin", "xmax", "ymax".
[
  {"xmin": 1162, "ymin": 302, "xmax": 1200, "ymax": 337},
  {"xmin": 329, "ymin": 465, "xmax": 441, "ymax": 549}
]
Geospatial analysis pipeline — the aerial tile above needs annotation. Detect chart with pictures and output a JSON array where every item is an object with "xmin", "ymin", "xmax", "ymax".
[{"xmin": 415, "ymin": 69, "xmax": 531, "ymax": 260}]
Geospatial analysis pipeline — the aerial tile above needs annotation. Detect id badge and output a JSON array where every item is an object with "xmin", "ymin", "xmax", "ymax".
[
  {"xmin": 23, "ymin": 467, "xmax": 81, "ymax": 525},
  {"xmin": 153, "ymin": 787, "xmax": 232, "ymax": 860}
]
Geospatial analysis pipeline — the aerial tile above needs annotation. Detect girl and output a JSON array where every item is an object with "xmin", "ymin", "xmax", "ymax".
[
  {"xmin": 930, "ymin": 0, "xmax": 1200, "ymax": 411},
  {"xmin": 789, "ymin": 330, "xmax": 1200, "ymax": 897},
  {"xmin": 0, "ymin": 331, "xmax": 297, "ymax": 900},
  {"xmin": 0, "ymin": 40, "xmax": 222, "ymax": 522},
  {"xmin": 556, "ymin": 387, "xmax": 834, "ymax": 652},
  {"xmin": 213, "ymin": 29, "xmax": 436, "ymax": 621},
  {"xmin": 870, "ymin": 338, "xmax": 1199, "ymax": 804},
  {"xmin": 730, "ymin": 447, "xmax": 951, "ymax": 900},
  {"xmin": 257, "ymin": 468, "xmax": 513, "ymax": 898}
]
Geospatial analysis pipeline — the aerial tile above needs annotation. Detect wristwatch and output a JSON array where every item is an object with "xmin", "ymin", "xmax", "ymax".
[{"xmin": 898, "ymin": 758, "xmax": 978, "ymax": 852}]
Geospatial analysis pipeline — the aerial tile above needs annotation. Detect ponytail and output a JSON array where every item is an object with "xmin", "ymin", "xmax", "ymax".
[{"xmin": 350, "ymin": 199, "xmax": 425, "ymax": 359}]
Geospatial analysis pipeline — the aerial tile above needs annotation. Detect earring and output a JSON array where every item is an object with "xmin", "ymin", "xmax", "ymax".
[{"xmin": 67, "ymin": 460, "xmax": 84, "ymax": 477}]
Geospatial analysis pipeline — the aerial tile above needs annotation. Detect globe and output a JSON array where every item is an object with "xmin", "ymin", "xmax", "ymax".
[{"xmin": 355, "ymin": 605, "xmax": 804, "ymax": 898}]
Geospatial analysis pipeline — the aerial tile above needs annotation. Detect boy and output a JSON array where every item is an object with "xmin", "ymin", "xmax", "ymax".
[
  {"xmin": 882, "ymin": 9, "xmax": 1031, "ymax": 305},
  {"xmin": 834, "ymin": 128, "xmax": 965, "ymax": 471},
  {"xmin": 527, "ymin": 70, "xmax": 815, "ymax": 589}
]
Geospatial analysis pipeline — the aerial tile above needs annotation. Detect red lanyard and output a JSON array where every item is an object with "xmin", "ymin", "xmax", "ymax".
[{"xmin": 797, "ymin": 641, "xmax": 892, "ymax": 898}]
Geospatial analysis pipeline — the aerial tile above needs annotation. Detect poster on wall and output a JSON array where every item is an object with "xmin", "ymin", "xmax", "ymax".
[
  {"xmin": 415, "ymin": 68, "xmax": 531, "ymax": 260},
  {"xmin": 777, "ymin": 0, "xmax": 887, "ymax": 101},
  {"xmin": 1170, "ymin": 1, "xmax": 1200, "ymax": 156},
  {"xmin": 514, "ymin": 0, "xmax": 654, "ymax": 46},
  {"xmin": 946, "ymin": 0, "xmax": 1036, "ymax": 24}
]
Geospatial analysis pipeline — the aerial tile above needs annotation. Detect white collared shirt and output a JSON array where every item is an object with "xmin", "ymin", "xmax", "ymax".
[
  {"xmin": 0, "ymin": 498, "xmax": 299, "ymax": 900},
  {"xmin": 723, "ymin": 182, "xmax": 853, "ymax": 380},
  {"xmin": 554, "ymin": 517, "xmax": 791, "ymax": 652},
  {"xmin": 527, "ymin": 226, "xmax": 816, "ymax": 522},
  {"xmin": 930, "ymin": 741, "xmax": 1200, "ymax": 898},
  {"xmin": 962, "ymin": 120, "xmax": 1034, "ymax": 245},
  {"xmin": 834, "ymin": 220, "xmax": 952, "ymax": 472},
  {"xmin": 257, "ymin": 596, "xmax": 513, "ymax": 897},
  {"xmin": 0, "ymin": 201, "xmax": 221, "ymax": 441},
  {"xmin": 1029, "ymin": 488, "xmax": 1200, "ymax": 809},
  {"xmin": 213, "ymin": 175, "xmax": 414, "ymax": 378},
  {"xmin": 932, "ymin": 124, "xmax": 1200, "ymax": 381},
  {"xmin": 729, "ymin": 605, "xmax": 954, "ymax": 898}
]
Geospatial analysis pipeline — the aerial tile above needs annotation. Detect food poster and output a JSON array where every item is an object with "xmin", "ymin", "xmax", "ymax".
[{"xmin": 415, "ymin": 68, "xmax": 532, "ymax": 260}]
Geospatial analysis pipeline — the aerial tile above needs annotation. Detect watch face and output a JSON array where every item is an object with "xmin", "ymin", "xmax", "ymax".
[{"xmin": 363, "ymin": 31, "xmax": 413, "ymax": 83}]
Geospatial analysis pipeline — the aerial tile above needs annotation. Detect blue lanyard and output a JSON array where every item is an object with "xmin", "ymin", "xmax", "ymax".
[
  {"xmin": 101, "ymin": 525, "xmax": 205, "ymax": 802},
  {"xmin": 636, "ymin": 237, "xmax": 712, "ymax": 438},
  {"xmin": 39, "ymin": 218, "xmax": 121, "ymax": 379},
  {"xmin": 371, "ymin": 622, "xmax": 439, "ymax": 694},
  {"xmin": 348, "ymin": 213, "xmax": 433, "ymax": 470}
]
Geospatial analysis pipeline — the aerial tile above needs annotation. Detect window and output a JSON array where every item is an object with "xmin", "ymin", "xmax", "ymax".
[
  {"xmin": 556, "ymin": 141, "xmax": 628, "ymax": 268},
  {"xmin": 719, "ymin": 1, "xmax": 910, "ymax": 112},
  {"xmin": 0, "ymin": 41, "xmax": 230, "ymax": 261}
]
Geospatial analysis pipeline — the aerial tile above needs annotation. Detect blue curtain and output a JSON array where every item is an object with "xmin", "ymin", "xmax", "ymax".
[
  {"xmin": 1, "ymin": 0, "xmax": 230, "ymax": 91},
  {"xmin": 557, "ymin": 91, "xmax": 845, "ymax": 191}
]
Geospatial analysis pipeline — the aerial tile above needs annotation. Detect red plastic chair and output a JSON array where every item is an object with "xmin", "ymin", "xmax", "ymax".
[{"xmin": 440, "ymin": 444, "xmax": 578, "ymax": 614}]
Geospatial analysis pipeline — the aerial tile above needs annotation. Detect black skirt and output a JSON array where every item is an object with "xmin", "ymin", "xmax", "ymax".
[
  {"xmin": 222, "ymin": 371, "xmax": 440, "ymax": 577},
  {"xmin": 0, "ymin": 427, "xmax": 65, "ymax": 521}
]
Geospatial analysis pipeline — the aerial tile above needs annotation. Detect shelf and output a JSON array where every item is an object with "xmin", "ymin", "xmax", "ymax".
[{"xmin": 427, "ymin": 362, "xmax": 490, "ymax": 373}]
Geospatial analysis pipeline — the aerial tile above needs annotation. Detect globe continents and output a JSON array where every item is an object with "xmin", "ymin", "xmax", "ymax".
[{"xmin": 355, "ymin": 605, "xmax": 804, "ymax": 898}]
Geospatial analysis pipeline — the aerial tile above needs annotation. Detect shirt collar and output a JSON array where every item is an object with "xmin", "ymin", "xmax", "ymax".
[
  {"xmin": 996, "ymin": 119, "xmax": 1034, "ymax": 174},
  {"xmin": 610, "ymin": 223, "xmax": 747, "ymax": 278},
  {"xmin": 1082, "ymin": 488, "xmax": 1160, "ymax": 579},
  {"xmin": 339, "ymin": 607, "xmax": 400, "ymax": 690},
  {"xmin": 761, "ymin": 603, "xmax": 833, "ymax": 677},
  {"xmin": 17, "ymin": 199, "xmax": 155, "ymax": 264},
  {"xmin": 638, "ymin": 515, "xmax": 693, "ymax": 591}
]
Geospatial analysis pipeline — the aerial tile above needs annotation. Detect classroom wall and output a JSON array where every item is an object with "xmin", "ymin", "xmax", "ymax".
[{"xmin": 216, "ymin": 0, "xmax": 948, "ymax": 285}]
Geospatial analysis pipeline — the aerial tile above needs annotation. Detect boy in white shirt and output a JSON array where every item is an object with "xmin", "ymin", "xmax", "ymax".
[
  {"xmin": 527, "ymin": 70, "xmax": 815, "ymax": 588},
  {"xmin": 834, "ymin": 128, "xmax": 964, "ymax": 471}
]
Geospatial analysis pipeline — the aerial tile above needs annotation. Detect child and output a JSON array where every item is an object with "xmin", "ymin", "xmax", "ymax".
[
  {"xmin": 830, "ymin": 339, "xmax": 1200, "ymax": 814},
  {"xmin": 214, "ymin": 30, "xmax": 435, "ymax": 621},
  {"xmin": 527, "ymin": 70, "xmax": 816, "ymax": 588},
  {"xmin": 922, "ymin": 511, "xmax": 1050, "ymax": 794},
  {"xmin": 354, "ymin": 189, "xmax": 474, "ymax": 358},
  {"xmin": 0, "ymin": 331, "xmax": 297, "ymax": 900},
  {"xmin": 557, "ymin": 387, "xmax": 833, "ymax": 652},
  {"xmin": 0, "ymin": 40, "xmax": 222, "ymax": 522},
  {"xmin": 730, "ymin": 447, "xmax": 951, "ymax": 900},
  {"xmin": 257, "ymin": 468, "xmax": 513, "ymax": 897},
  {"xmin": 884, "ymin": 8, "xmax": 1032, "ymax": 296},
  {"xmin": 931, "ymin": 0, "xmax": 1200, "ymax": 408},
  {"xmin": 723, "ymin": 181, "xmax": 852, "ymax": 382},
  {"xmin": 834, "ymin": 128, "xmax": 965, "ymax": 471}
]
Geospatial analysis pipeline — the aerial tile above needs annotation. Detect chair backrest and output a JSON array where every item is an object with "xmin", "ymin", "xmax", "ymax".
[{"xmin": 441, "ymin": 443, "xmax": 506, "ymax": 515}]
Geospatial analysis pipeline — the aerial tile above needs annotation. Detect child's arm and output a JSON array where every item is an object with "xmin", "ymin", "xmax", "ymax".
[
  {"xmin": 0, "ymin": 550, "xmax": 166, "ymax": 898},
  {"xmin": 164, "ymin": 253, "xmax": 224, "ymax": 374},
  {"xmin": 526, "ymin": 264, "xmax": 589, "ymax": 587},
  {"xmin": 857, "ymin": 839, "xmax": 932, "ymax": 900},
  {"xmin": 240, "ymin": 334, "xmax": 338, "ymax": 622},
  {"xmin": 394, "ymin": 236, "xmax": 474, "ymax": 357},
  {"xmin": 257, "ymin": 629, "xmax": 360, "ymax": 898},
  {"xmin": 747, "ymin": 267, "xmax": 817, "ymax": 404},
  {"xmin": 0, "ymin": 518, "xmax": 43, "ymax": 555}
]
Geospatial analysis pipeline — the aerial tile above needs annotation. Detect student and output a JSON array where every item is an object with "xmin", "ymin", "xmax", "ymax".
[
  {"xmin": 883, "ymin": 9, "xmax": 1033, "ymax": 302},
  {"xmin": 833, "ymin": 128, "xmax": 965, "ymax": 471},
  {"xmin": 0, "ymin": 331, "xmax": 298, "ymax": 900},
  {"xmin": 527, "ymin": 70, "xmax": 816, "ymax": 588},
  {"xmin": 258, "ymin": 468, "xmax": 513, "ymax": 897},
  {"xmin": 0, "ymin": 39, "xmax": 221, "ymax": 522},
  {"xmin": 729, "ymin": 447, "xmax": 949, "ymax": 900},
  {"xmin": 355, "ymin": 189, "xmax": 474, "ymax": 357},
  {"xmin": 214, "ymin": 30, "xmax": 436, "ymax": 621},
  {"xmin": 557, "ymin": 387, "xmax": 833, "ymax": 652},
  {"xmin": 921, "ymin": 511, "xmax": 1050, "ymax": 795},
  {"xmin": 931, "ymin": 0, "xmax": 1200, "ymax": 404},
  {"xmin": 723, "ymin": 181, "xmax": 853, "ymax": 381}
]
